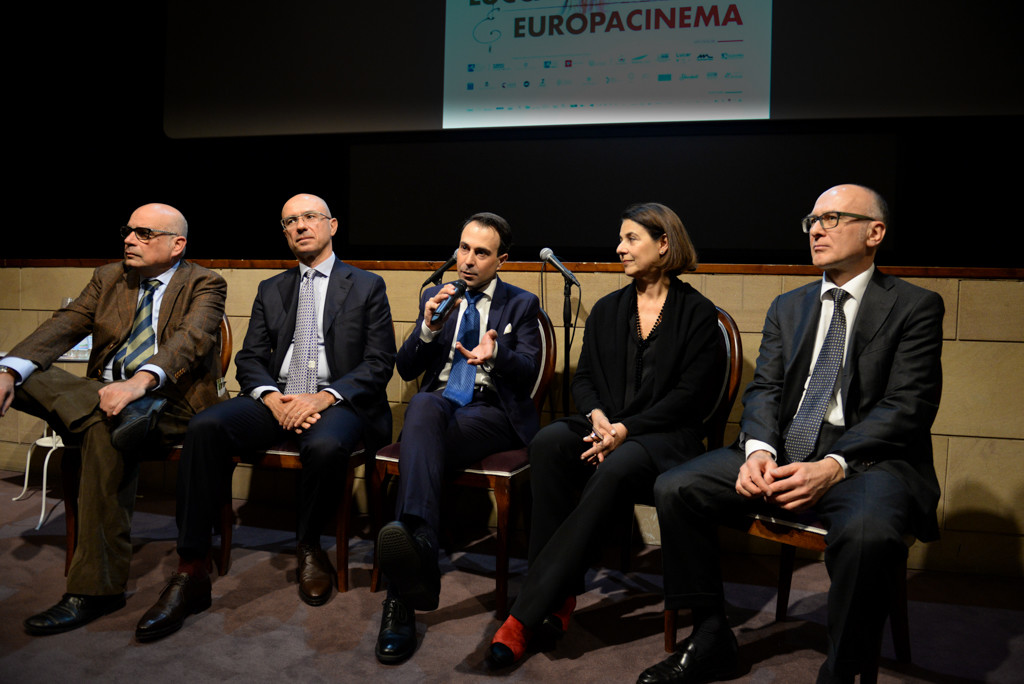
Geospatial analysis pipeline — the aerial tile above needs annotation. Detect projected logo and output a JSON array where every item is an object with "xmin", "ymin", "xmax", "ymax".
[{"xmin": 444, "ymin": 0, "xmax": 772, "ymax": 128}]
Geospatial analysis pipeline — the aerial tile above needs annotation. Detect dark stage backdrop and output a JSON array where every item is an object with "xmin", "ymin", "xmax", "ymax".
[{"xmin": 6, "ymin": 2, "xmax": 1022, "ymax": 268}]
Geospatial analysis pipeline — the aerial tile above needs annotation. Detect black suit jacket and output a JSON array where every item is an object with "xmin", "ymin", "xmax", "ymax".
[
  {"xmin": 571, "ymin": 278, "xmax": 722, "ymax": 471},
  {"xmin": 234, "ymin": 258, "xmax": 396, "ymax": 447},
  {"xmin": 396, "ymin": 278, "xmax": 542, "ymax": 445},
  {"xmin": 740, "ymin": 268, "xmax": 944, "ymax": 540}
]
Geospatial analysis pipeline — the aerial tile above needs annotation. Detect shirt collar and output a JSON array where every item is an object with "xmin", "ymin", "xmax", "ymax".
[
  {"xmin": 820, "ymin": 263, "xmax": 873, "ymax": 303},
  {"xmin": 149, "ymin": 260, "xmax": 180, "ymax": 287},
  {"xmin": 298, "ymin": 253, "xmax": 336, "ymax": 280},
  {"xmin": 472, "ymin": 275, "xmax": 498, "ymax": 302}
]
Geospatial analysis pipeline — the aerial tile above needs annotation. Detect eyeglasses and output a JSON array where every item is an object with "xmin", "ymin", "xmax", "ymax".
[
  {"xmin": 801, "ymin": 211, "xmax": 878, "ymax": 233},
  {"xmin": 120, "ymin": 226, "xmax": 180, "ymax": 242},
  {"xmin": 281, "ymin": 211, "xmax": 330, "ymax": 230}
]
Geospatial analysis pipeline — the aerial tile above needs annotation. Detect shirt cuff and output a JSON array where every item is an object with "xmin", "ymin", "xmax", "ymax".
[
  {"xmin": 137, "ymin": 363, "xmax": 166, "ymax": 389},
  {"xmin": 419, "ymin": 321, "xmax": 441, "ymax": 343},
  {"xmin": 744, "ymin": 438, "xmax": 777, "ymax": 461},
  {"xmin": 825, "ymin": 453, "xmax": 850, "ymax": 476},
  {"xmin": 0, "ymin": 357, "xmax": 37, "ymax": 385},
  {"xmin": 252, "ymin": 385, "xmax": 280, "ymax": 401}
]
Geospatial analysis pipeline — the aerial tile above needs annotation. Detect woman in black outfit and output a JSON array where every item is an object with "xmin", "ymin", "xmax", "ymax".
[{"xmin": 489, "ymin": 202, "xmax": 723, "ymax": 666}]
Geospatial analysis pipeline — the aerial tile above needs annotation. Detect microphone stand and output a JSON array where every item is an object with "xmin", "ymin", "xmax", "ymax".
[{"xmin": 561, "ymin": 278, "xmax": 573, "ymax": 417}]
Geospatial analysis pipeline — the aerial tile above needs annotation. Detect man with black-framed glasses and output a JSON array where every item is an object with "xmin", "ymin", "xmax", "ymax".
[
  {"xmin": 639, "ymin": 185, "xmax": 945, "ymax": 684},
  {"xmin": 0, "ymin": 203, "xmax": 227, "ymax": 636}
]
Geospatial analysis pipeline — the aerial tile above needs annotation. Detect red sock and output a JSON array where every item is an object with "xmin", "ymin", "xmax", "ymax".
[
  {"xmin": 552, "ymin": 595, "xmax": 576, "ymax": 632},
  {"xmin": 491, "ymin": 615, "xmax": 532, "ymax": 662}
]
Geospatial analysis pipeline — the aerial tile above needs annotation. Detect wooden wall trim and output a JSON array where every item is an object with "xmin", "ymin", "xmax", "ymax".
[{"xmin": 3, "ymin": 258, "xmax": 1021, "ymax": 280}]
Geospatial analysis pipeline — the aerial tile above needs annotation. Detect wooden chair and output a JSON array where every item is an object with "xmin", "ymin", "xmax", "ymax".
[
  {"xmin": 730, "ymin": 513, "xmax": 913, "ymax": 683},
  {"xmin": 213, "ymin": 439, "xmax": 367, "ymax": 591},
  {"xmin": 63, "ymin": 315, "xmax": 371, "ymax": 593},
  {"xmin": 369, "ymin": 308, "xmax": 557, "ymax": 618}
]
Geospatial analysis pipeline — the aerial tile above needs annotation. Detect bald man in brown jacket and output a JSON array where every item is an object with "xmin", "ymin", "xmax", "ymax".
[{"xmin": 0, "ymin": 203, "xmax": 227, "ymax": 636}]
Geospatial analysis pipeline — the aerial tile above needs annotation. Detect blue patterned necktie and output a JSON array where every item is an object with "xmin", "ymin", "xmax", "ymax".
[
  {"xmin": 443, "ymin": 290, "xmax": 483, "ymax": 407},
  {"xmin": 113, "ymin": 278, "xmax": 161, "ymax": 379},
  {"xmin": 285, "ymin": 269, "xmax": 320, "ymax": 395},
  {"xmin": 784, "ymin": 288, "xmax": 850, "ymax": 462}
]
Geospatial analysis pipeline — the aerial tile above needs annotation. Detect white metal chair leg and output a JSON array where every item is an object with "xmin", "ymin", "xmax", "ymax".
[
  {"xmin": 12, "ymin": 425, "xmax": 65, "ymax": 529},
  {"xmin": 12, "ymin": 438, "xmax": 38, "ymax": 502}
]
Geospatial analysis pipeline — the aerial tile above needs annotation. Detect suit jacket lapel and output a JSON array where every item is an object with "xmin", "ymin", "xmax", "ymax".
[
  {"xmin": 118, "ymin": 267, "xmax": 140, "ymax": 345},
  {"xmin": 275, "ymin": 267, "xmax": 301, "ymax": 354},
  {"xmin": 842, "ymin": 270, "xmax": 896, "ymax": 394},
  {"xmin": 781, "ymin": 286, "xmax": 823, "ymax": 417},
  {"xmin": 323, "ymin": 260, "xmax": 353, "ymax": 337},
  {"xmin": 486, "ymin": 278, "xmax": 507, "ymax": 333},
  {"xmin": 156, "ymin": 261, "xmax": 188, "ymax": 341}
]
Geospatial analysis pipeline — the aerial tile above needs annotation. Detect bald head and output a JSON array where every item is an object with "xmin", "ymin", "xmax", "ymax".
[
  {"xmin": 283, "ymin": 194, "xmax": 331, "ymax": 219},
  {"xmin": 132, "ymin": 203, "xmax": 188, "ymax": 238},
  {"xmin": 280, "ymin": 193, "xmax": 338, "ymax": 267},
  {"xmin": 808, "ymin": 184, "xmax": 888, "ymax": 286},
  {"xmin": 814, "ymin": 184, "xmax": 889, "ymax": 228},
  {"xmin": 123, "ymin": 203, "xmax": 189, "ymax": 277}
]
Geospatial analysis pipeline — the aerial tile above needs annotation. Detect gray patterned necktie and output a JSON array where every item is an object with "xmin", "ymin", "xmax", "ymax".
[
  {"xmin": 784, "ymin": 288, "xmax": 849, "ymax": 462},
  {"xmin": 285, "ymin": 269, "xmax": 320, "ymax": 395}
]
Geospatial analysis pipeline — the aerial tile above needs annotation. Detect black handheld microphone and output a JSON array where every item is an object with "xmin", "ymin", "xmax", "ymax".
[
  {"xmin": 430, "ymin": 279, "xmax": 468, "ymax": 325},
  {"xmin": 421, "ymin": 249, "xmax": 459, "ymax": 287},
  {"xmin": 539, "ymin": 247, "xmax": 580, "ymax": 286}
]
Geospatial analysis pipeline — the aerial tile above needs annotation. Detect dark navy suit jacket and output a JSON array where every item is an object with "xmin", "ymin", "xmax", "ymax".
[
  {"xmin": 740, "ymin": 268, "xmax": 944, "ymax": 540},
  {"xmin": 234, "ymin": 258, "xmax": 396, "ymax": 448},
  {"xmin": 396, "ymin": 277, "xmax": 542, "ymax": 445}
]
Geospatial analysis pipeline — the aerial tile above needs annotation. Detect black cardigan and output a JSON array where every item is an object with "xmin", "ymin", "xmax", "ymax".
[{"xmin": 570, "ymin": 277, "xmax": 723, "ymax": 470}]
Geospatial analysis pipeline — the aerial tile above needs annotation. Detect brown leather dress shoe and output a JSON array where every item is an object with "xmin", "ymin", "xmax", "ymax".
[
  {"xmin": 135, "ymin": 572, "xmax": 212, "ymax": 642},
  {"xmin": 297, "ymin": 543, "xmax": 333, "ymax": 606},
  {"xmin": 24, "ymin": 593, "xmax": 125, "ymax": 636}
]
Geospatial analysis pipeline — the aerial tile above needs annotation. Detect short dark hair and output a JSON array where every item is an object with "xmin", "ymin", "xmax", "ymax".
[
  {"xmin": 621, "ymin": 202, "xmax": 698, "ymax": 275},
  {"xmin": 463, "ymin": 212, "xmax": 512, "ymax": 255}
]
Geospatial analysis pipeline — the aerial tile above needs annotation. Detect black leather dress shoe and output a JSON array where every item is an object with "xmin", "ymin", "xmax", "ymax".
[
  {"xmin": 296, "ymin": 543, "xmax": 333, "ymax": 606},
  {"xmin": 24, "ymin": 593, "xmax": 126, "ymax": 636},
  {"xmin": 377, "ymin": 521, "xmax": 440, "ymax": 611},
  {"xmin": 636, "ymin": 632, "xmax": 739, "ymax": 684},
  {"xmin": 111, "ymin": 396, "xmax": 167, "ymax": 451},
  {"xmin": 375, "ymin": 597, "xmax": 416, "ymax": 664},
  {"xmin": 135, "ymin": 572, "xmax": 212, "ymax": 642},
  {"xmin": 815, "ymin": 660, "xmax": 854, "ymax": 684}
]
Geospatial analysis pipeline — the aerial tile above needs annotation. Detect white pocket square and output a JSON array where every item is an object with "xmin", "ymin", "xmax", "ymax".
[{"xmin": 503, "ymin": 323, "xmax": 513, "ymax": 334}]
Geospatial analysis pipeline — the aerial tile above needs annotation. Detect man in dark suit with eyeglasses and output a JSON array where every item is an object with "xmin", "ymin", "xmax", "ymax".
[{"xmin": 638, "ymin": 185, "xmax": 944, "ymax": 684}]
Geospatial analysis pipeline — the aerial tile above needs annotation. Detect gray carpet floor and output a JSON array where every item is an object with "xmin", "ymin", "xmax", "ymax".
[{"xmin": 0, "ymin": 469, "xmax": 1021, "ymax": 683}]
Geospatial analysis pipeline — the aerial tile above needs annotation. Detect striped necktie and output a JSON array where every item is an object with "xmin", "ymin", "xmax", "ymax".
[
  {"xmin": 784, "ymin": 288, "xmax": 849, "ymax": 462},
  {"xmin": 114, "ymin": 278, "xmax": 161, "ymax": 379}
]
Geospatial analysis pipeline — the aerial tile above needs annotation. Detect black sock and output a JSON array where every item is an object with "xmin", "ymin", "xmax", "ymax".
[{"xmin": 690, "ymin": 606, "xmax": 729, "ymax": 649}]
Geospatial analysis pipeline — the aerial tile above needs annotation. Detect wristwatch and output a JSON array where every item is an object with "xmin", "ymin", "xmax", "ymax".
[{"xmin": 0, "ymin": 366, "xmax": 22, "ymax": 383}]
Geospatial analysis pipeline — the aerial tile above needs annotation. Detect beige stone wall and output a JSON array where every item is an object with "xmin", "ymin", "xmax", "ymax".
[{"xmin": 2, "ymin": 266, "xmax": 1021, "ymax": 575}]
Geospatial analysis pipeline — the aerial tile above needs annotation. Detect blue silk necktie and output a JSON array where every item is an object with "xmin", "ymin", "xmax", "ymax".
[{"xmin": 443, "ymin": 290, "xmax": 482, "ymax": 407}]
